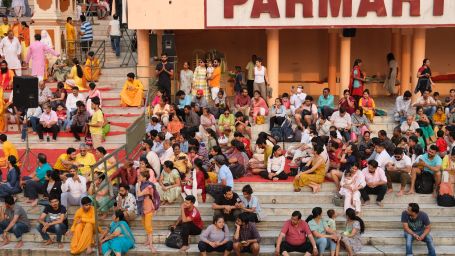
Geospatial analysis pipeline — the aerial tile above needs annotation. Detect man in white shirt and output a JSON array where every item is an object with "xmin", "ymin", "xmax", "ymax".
[
  {"xmin": 60, "ymin": 166, "xmax": 87, "ymax": 208},
  {"xmin": 65, "ymin": 86, "xmax": 85, "ymax": 124},
  {"xmin": 143, "ymin": 139, "xmax": 161, "ymax": 178},
  {"xmin": 115, "ymin": 183, "xmax": 137, "ymax": 221},
  {"xmin": 360, "ymin": 160, "xmax": 388, "ymax": 207},
  {"xmin": 374, "ymin": 142, "xmax": 392, "ymax": 170},
  {"xmin": 385, "ymin": 147, "xmax": 412, "ymax": 196},
  {"xmin": 37, "ymin": 103, "xmax": 59, "ymax": 141},
  {"xmin": 160, "ymin": 140, "xmax": 174, "ymax": 164},
  {"xmin": 412, "ymin": 90, "xmax": 437, "ymax": 117},
  {"xmin": 394, "ymin": 91, "xmax": 412, "ymax": 123},
  {"xmin": 108, "ymin": 14, "xmax": 121, "ymax": 57},
  {"xmin": 0, "ymin": 30, "xmax": 22, "ymax": 76},
  {"xmin": 290, "ymin": 85, "xmax": 306, "ymax": 115},
  {"xmin": 330, "ymin": 107, "xmax": 352, "ymax": 141},
  {"xmin": 400, "ymin": 115, "xmax": 420, "ymax": 137}
]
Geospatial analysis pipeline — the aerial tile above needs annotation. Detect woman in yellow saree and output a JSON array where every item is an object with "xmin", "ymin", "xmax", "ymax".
[
  {"xmin": 0, "ymin": 87, "xmax": 5, "ymax": 132},
  {"xmin": 120, "ymin": 73, "xmax": 144, "ymax": 107},
  {"xmin": 65, "ymin": 58, "xmax": 86, "ymax": 90},
  {"xmin": 84, "ymin": 51, "xmax": 101, "ymax": 82}
]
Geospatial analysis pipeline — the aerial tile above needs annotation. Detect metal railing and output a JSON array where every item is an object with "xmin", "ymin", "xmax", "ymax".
[{"xmin": 64, "ymin": 39, "xmax": 106, "ymax": 68}]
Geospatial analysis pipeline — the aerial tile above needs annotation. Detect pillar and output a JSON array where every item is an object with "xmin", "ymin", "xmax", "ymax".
[
  {"xmin": 137, "ymin": 30, "xmax": 151, "ymax": 88},
  {"xmin": 400, "ymin": 29, "xmax": 412, "ymax": 95},
  {"xmin": 328, "ymin": 29, "xmax": 337, "ymax": 94},
  {"xmin": 391, "ymin": 28, "xmax": 401, "ymax": 73},
  {"xmin": 267, "ymin": 29, "xmax": 279, "ymax": 103},
  {"xmin": 156, "ymin": 30, "xmax": 163, "ymax": 56},
  {"xmin": 339, "ymin": 35, "xmax": 351, "ymax": 96},
  {"xmin": 411, "ymin": 28, "xmax": 426, "ymax": 100}
]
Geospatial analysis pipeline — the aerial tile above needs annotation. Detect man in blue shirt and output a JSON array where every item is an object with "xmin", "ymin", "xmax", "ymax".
[
  {"xmin": 176, "ymin": 90, "xmax": 193, "ymax": 118},
  {"xmin": 401, "ymin": 203, "xmax": 435, "ymax": 256},
  {"xmin": 207, "ymin": 155, "xmax": 234, "ymax": 198},
  {"xmin": 407, "ymin": 145, "xmax": 442, "ymax": 195},
  {"xmin": 79, "ymin": 15, "xmax": 93, "ymax": 55},
  {"xmin": 317, "ymin": 88, "xmax": 335, "ymax": 118}
]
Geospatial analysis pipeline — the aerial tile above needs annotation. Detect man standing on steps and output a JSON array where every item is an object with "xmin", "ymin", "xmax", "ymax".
[
  {"xmin": 79, "ymin": 15, "xmax": 93, "ymax": 56},
  {"xmin": 401, "ymin": 203, "xmax": 436, "ymax": 256},
  {"xmin": 0, "ymin": 30, "xmax": 22, "ymax": 76},
  {"xmin": 107, "ymin": 14, "xmax": 121, "ymax": 57},
  {"xmin": 155, "ymin": 52, "xmax": 174, "ymax": 99}
]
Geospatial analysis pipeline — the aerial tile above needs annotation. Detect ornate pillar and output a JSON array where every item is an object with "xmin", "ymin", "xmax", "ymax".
[
  {"xmin": 339, "ymin": 34, "xmax": 351, "ymax": 96},
  {"xmin": 267, "ymin": 29, "xmax": 279, "ymax": 103},
  {"xmin": 137, "ymin": 29, "xmax": 151, "ymax": 88},
  {"xmin": 400, "ymin": 29, "xmax": 413, "ymax": 95},
  {"xmin": 328, "ymin": 29, "xmax": 337, "ymax": 94},
  {"xmin": 411, "ymin": 28, "xmax": 426, "ymax": 100}
]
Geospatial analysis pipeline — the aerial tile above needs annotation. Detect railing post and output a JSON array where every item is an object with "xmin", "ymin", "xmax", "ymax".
[{"xmin": 90, "ymin": 165, "xmax": 101, "ymax": 256}]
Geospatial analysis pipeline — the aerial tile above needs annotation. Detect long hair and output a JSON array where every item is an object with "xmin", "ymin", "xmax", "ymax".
[
  {"xmin": 305, "ymin": 207, "xmax": 322, "ymax": 223},
  {"xmin": 8, "ymin": 155, "xmax": 20, "ymax": 177},
  {"xmin": 270, "ymin": 145, "xmax": 281, "ymax": 159},
  {"xmin": 346, "ymin": 208, "xmax": 365, "ymax": 234},
  {"xmin": 194, "ymin": 158, "xmax": 209, "ymax": 179},
  {"xmin": 73, "ymin": 58, "xmax": 83, "ymax": 78},
  {"xmin": 353, "ymin": 59, "xmax": 362, "ymax": 68}
]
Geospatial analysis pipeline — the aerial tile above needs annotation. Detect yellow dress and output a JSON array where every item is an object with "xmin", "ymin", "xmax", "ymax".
[
  {"xmin": 359, "ymin": 97, "xmax": 376, "ymax": 123},
  {"xmin": 70, "ymin": 206, "xmax": 95, "ymax": 255},
  {"xmin": 66, "ymin": 65, "xmax": 87, "ymax": 89},
  {"xmin": 0, "ymin": 140, "xmax": 18, "ymax": 167},
  {"xmin": 120, "ymin": 79, "xmax": 144, "ymax": 107},
  {"xmin": 65, "ymin": 23, "xmax": 76, "ymax": 59},
  {"xmin": 293, "ymin": 157, "xmax": 326, "ymax": 189},
  {"xmin": 84, "ymin": 58, "xmax": 101, "ymax": 82},
  {"xmin": 0, "ymin": 24, "xmax": 11, "ymax": 37}
]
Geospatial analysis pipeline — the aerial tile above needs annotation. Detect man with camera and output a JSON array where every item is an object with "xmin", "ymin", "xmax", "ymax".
[
  {"xmin": 330, "ymin": 107, "xmax": 352, "ymax": 142},
  {"xmin": 61, "ymin": 166, "xmax": 87, "ymax": 208}
]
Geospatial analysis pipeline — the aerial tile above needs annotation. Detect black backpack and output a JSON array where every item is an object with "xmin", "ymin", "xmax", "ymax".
[
  {"xmin": 437, "ymin": 194, "xmax": 455, "ymax": 207},
  {"xmin": 165, "ymin": 227, "xmax": 183, "ymax": 249},
  {"xmin": 271, "ymin": 118, "xmax": 294, "ymax": 142},
  {"xmin": 415, "ymin": 172, "xmax": 435, "ymax": 194}
]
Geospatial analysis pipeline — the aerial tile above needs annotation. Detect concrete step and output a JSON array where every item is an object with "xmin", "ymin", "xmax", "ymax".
[{"xmin": 1, "ymin": 243, "xmax": 453, "ymax": 256}]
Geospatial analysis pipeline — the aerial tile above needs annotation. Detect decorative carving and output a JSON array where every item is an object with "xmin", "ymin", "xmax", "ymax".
[
  {"xmin": 60, "ymin": 0, "xmax": 70, "ymax": 13},
  {"xmin": 37, "ymin": 0, "xmax": 52, "ymax": 11}
]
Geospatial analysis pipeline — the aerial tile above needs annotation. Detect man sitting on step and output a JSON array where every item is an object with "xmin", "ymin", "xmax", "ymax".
[
  {"xmin": 401, "ymin": 203, "xmax": 436, "ymax": 256},
  {"xmin": 37, "ymin": 195, "xmax": 68, "ymax": 249},
  {"xmin": 360, "ymin": 160, "xmax": 388, "ymax": 208},
  {"xmin": 212, "ymin": 186, "xmax": 243, "ymax": 222},
  {"xmin": 0, "ymin": 195, "xmax": 30, "ymax": 248}
]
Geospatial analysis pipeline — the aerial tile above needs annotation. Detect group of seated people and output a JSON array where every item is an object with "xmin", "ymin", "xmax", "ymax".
[
  {"xmin": 0, "ymin": 81, "xmax": 452, "ymax": 255},
  {"xmin": 50, "ymin": 52, "xmax": 101, "ymax": 86}
]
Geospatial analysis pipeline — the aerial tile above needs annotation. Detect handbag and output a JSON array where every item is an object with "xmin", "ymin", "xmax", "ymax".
[
  {"xmin": 333, "ymin": 193, "xmax": 344, "ymax": 207},
  {"xmin": 415, "ymin": 172, "xmax": 435, "ymax": 194},
  {"xmin": 165, "ymin": 226, "xmax": 184, "ymax": 249},
  {"xmin": 256, "ymin": 115, "xmax": 265, "ymax": 125}
]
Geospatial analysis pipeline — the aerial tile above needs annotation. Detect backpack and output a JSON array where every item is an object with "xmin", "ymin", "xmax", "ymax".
[
  {"xmin": 151, "ymin": 183, "xmax": 161, "ymax": 211},
  {"xmin": 271, "ymin": 118, "xmax": 294, "ymax": 142},
  {"xmin": 437, "ymin": 171, "xmax": 455, "ymax": 207},
  {"xmin": 415, "ymin": 172, "xmax": 435, "ymax": 194},
  {"xmin": 165, "ymin": 227, "xmax": 184, "ymax": 249}
]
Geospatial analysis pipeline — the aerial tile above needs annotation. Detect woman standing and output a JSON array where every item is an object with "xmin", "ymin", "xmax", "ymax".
[
  {"xmin": 89, "ymin": 97, "xmax": 104, "ymax": 149},
  {"xmin": 415, "ymin": 58, "xmax": 434, "ymax": 95},
  {"xmin": 341, "ymin": 208, "xmax": 365, "ymax": 256},
  {"xmin": 293, "ymin": 145, "xmax": 326, "ymax": 193},
  {"xmin": 349, "ymin": 59, "xmax": 366, "ymax": 104},
  {"xmin": 253, "ymin": 57, "xmax": 269, "ymax": 100},
  {"xmin": 339, "ymin": 164, "xmax": 366, "ymax": 214},
  {"xmin": 198, "ymin": 215, "xmax": 233, "ymax": 256},
  {"xmin": 358, "ymin": 89, "xmax": 375, "ymax": 123},
  {"xmin": 250, "ymin": 90, "xmax": 269, "ymax": 124},
  {"xmin": 179, "ymin": 61, "xmax": 193, "ymax": 95},
  {"xmin": 306, "ymin": 207, "xmax": 338, "ymax": 256},
  {"xmin": 260, "ymin": 145, "xmax": 287, "ymax": 181},
  {"xmin": 193, "ymin": 59, "xmax": 209, "ymax": 101},
  {"xmin": 0, "ymin": 156, "xmax": 21, "ymax": 199},
  {"xmin": 101, "ymin": 210, "xmax": 135, "ymax": 256},
  {"xmin": 136, "ymin": 171, "xmax": 157, "ymax": 252},
  {"xmin": 384, "ymin": 53, "xmax": 398, "ymax": 96},
  {"xmin": 157, "ymin": 161, "xmax": 182, "ymax": 205}
]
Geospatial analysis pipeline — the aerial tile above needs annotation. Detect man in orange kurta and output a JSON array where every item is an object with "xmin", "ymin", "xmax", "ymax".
[
  {"xmin": 68, "ymin": 197, "xmax": 96, "ymax": 254},
  {"xmin": 120, "ymin": 72, "xmax": 144, "ymax": 107}
]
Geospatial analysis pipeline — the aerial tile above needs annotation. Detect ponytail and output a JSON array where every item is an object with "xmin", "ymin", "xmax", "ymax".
[
  {"xmin": 76, "ymin": 64, "xmax": 83, "ymax": 78},
  {"xmin": 346, "ymin": 208, "xmax": 365, "ymax": 234},
  {"xmin": 353, "ymin": 216, "xmax": 365, "ymax": 234},
  {"xmin": 305, "ymin": 207, "xmax": 322, "ymax": 223}
]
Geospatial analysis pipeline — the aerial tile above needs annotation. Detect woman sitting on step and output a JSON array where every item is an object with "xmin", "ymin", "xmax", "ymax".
[
  {"xmin": 101, "ymin": 210, "xmax": 135, "ymax": 256},
  {"xmin": 293, "ymin": 145, "xmax": 327, "ymax": 193}
]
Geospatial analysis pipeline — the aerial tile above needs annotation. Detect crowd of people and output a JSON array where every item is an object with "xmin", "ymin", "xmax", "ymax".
[{"xmin": 0, "ymin": 43, "xmax": 452, "ymax": 256}]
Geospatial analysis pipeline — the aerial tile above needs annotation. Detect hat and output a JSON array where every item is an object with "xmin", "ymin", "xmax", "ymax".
[{"xmin": 197, "ymin": 89, "xmax": 204, "ymax": 95}]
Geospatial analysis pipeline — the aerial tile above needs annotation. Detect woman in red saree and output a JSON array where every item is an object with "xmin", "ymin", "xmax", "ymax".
[{"xmin": 349, "ymin": 59, "xmax": 366, "ymax": 105}]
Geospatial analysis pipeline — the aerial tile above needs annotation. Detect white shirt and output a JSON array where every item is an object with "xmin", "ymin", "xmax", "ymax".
[
  {"xmin": 374, "ymin": 150, "xmax": 392, "ymax": 170},
  {"xmin": 400, "ymin": 121, "xmax": 420, "ymax": 133},
  {"xmin": 395, "ymin": 96, "xmax": 411, "ymax": 114},
  {"xmin": 61, "ymin": 175, "xmax": 87, "ymax": 198},
  {"xmin": 330, "ymin": 111, "xmax": 352, "ymax": 129},
  {"xmin": 160, "ymin": 147, "xmax": 174, "ymax": 164},
  {"xmin": 267, "ymin": 155, "xmax": 285, "ymax": 175},
  {"xmin": 146, "ymin": 151, "xmax": 161, "ymax": 177},
  {"xmin": 254, "ymin": 66, "xmax": 266, "ymax": 83},
  {"xmin": 362, "ymin": 167, "xmax": 387, "ymax": 184},
  {"xmin": 390, "ymin": 154, "xmax": 412, "ymax": 171},
  {"xmin": 290, "ymin": 92, "xmax": 307, "ymax": 110},
  {"xmin": 0, "ymin": 37, "xmax": 22, "ymax": 69},
  {"xmin": 109, "ymin": 19, "xmax": 121, "ymax": 36},
  {"xmin": 66, "ymin": 93, "xmax": 86, "ymax": 111}
]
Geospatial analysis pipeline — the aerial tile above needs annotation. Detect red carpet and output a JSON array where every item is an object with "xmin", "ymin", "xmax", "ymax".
[{"xmin": 2, "ymin": 131, "xmax": 125, "ymax": 137}]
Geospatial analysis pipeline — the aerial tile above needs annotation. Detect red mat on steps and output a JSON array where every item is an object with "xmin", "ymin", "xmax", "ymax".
[{"xmin": 2, "ymin": 131, "xmax": 125, "ymax": 137}]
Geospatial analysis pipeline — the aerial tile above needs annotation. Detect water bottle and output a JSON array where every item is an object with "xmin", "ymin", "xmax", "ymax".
[{"xmin": 46, "ymin": 133, "xmax": 50, "ymax": 142}]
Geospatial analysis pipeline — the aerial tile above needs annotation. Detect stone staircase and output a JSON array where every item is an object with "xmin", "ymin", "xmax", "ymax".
[{"xmin": 3, "ymin": 182, "xmax": 455, "ymax": 255}]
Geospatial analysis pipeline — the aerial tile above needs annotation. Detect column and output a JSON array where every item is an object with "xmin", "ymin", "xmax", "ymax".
[
  {"xmin": 411, "ymin": 28, "xmax": 426, "ymax": 100},
  {"xmin": 328, "ymin": 29, "xmax": 337, "ymax": 94},
  {"xmin": 339, "ymin": 35, "xmax": 351, "ymax": 96},
  {"xmin": 156, "ymin": 30, "xmax": 163, "ymax": 56},
  {"xmin": 391, "ymin": 28, "xmax": 401, "ymax": 73},
  {"xmin": 137, "ymin": 30, "xmax": 151, "ymax": 88},
  {"xmin": 400, "ymin": 29, "xmax": 412, "ymax": 95},
  {"xmin": 267, "ymin": 29, "xmax": 279, "ymax": 103}
]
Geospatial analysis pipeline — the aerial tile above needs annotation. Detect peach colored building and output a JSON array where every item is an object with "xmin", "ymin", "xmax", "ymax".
[{"xmin": 128, "ymin": 0, "xmax": 455, "ymax": 97}]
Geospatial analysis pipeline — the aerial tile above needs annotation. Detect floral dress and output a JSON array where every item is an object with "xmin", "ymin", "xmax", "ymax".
[
  {"xmin": 192, "ymin": 66, "xmax": 208, "ymax": 100},
  {"xmin": 342, "ymin": 220, "xmax": 363, "ymax": 253}
]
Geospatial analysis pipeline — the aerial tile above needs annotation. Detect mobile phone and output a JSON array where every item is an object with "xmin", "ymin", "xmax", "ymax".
[{"xmin": 66, "ymin": 173, "xmax": 74, "ymax": 178}]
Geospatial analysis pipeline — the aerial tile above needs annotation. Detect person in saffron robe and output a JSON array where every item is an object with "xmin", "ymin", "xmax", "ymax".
[
  {"xmin": 19, "ymin": 22, "xmax": 29, "ymax": 63},
  {"xmin": 0, "ymin": 30, "xmax": 22, "ymax": 76},
  {"xmin": 68, "ymin": 196, "xmax": 96, "ymax": 255},
  {"xmin": 0, "ymin": 134, "xmax": 18, "ymax": 167},
  {"xmin": 0, "ymin": 60, "xmax": 15, "ymax": 90},
  {"xmin": 26, "ymin": 34, "xmax": 59, "ymax": 82},
  {"xmin": 84, "ymin": 51, "xmax": 101, "ymax": 82},
  {"xmin": 65, "ymin": 58, "xmax": 86, "ymax": 89},
  {"xmin": 120, "ymin": 72, "xmax": 144, "ymax": 107},
  {"xmin": 65, "ymin": 17, "xmax": 76, "ymax": 59},
  {"xmin": 0, "ymin": 88, "xmax": 5, "ymax": 132}
]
